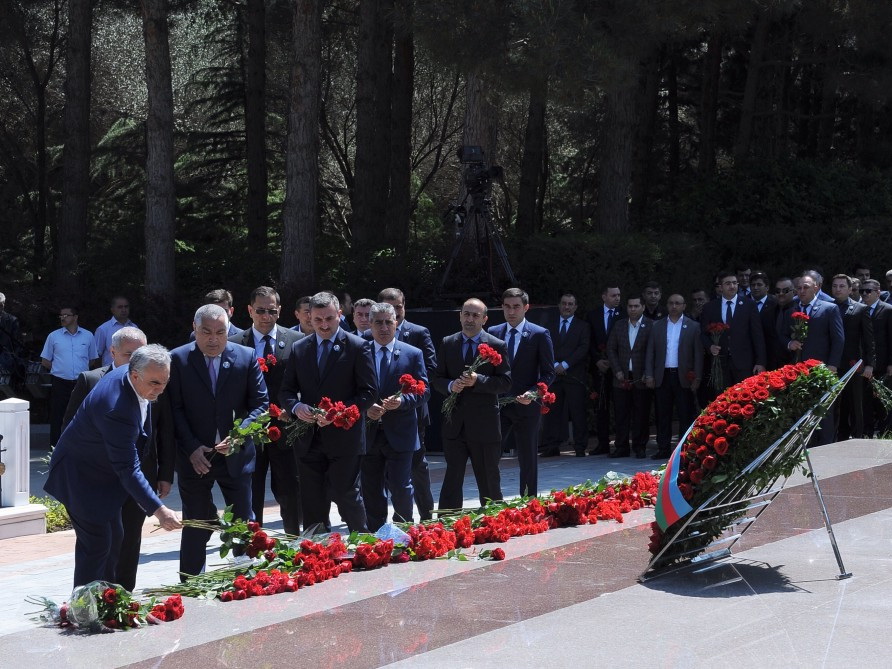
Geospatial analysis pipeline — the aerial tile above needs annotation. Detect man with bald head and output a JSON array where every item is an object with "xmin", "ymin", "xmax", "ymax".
[{"xmin": 432, "ymin": 298, "xmax": 511, "ymax": 509}]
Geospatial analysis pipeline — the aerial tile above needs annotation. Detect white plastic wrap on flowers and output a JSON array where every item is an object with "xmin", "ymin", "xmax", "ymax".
[
  {"xmin": 374, "ymin": 523, "xmax": 411, "ymax": 546},
  {"xmin": 68, "ymin": 580, "xmax": 117, "ymax": 629}
]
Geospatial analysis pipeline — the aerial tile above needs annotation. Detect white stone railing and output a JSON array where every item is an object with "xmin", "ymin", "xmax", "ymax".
[{"xmin": 0, "ymin": 397, "xmax": 47, "ymax": 538}]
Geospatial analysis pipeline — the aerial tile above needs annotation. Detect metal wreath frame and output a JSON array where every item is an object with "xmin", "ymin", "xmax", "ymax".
[{"xmin": 639, "ymin": 362, "xmax": 861, "ymax": 583}]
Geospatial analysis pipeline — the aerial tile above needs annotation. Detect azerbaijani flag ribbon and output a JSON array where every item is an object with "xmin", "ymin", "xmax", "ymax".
[{"xmin": 654, "ymin": 443, "xmax": 694, "ymax": 530}]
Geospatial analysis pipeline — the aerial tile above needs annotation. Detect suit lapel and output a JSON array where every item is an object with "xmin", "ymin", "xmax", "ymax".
[
  {"xmin": 217, "ymin": 345, "xmax": 234, "ymax": 390},
  {"xmin": 189, "ymin": 347, "xmax": 214, "ymax": 394},
  {"xmin": 320, "ymin": 331, "xmax": 345, "ymax": 380}
]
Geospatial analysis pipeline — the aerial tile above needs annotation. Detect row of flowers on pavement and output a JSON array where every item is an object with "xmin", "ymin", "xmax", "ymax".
[{"xmin": 141, "ymin": 470, "xmax": 659, "ymax": 603}]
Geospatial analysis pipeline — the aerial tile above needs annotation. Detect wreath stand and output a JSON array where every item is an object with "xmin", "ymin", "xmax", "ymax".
[{"xmin": 639, "ymin": 362, "xmax": 861, "ymax": 583}]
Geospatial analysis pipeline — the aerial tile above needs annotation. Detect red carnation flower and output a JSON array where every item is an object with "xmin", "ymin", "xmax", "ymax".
[
  {"xmin": 268, "ymin": 403, "xmax": 282, "ymax": 419},
  {"xmin": 491, "ymin": 548, "xmax": 506, "ymax": 561},
  {"xmin": 267, "ymin": 426, "xmax": 282, "ymax": 442}
]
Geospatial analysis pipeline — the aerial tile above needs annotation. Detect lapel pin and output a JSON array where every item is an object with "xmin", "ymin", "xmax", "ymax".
[
  {"xmin": 278, "ymin": 340, "xmax": 286, "ymax": 348},
  {"xmin": 522, "ymin": 331, "xmax": 530, "ymax": 338},
  {"xmin": 222, "ymin": 361, "xmax": 231, "ymax": 369},
  {"xmin": 333, "ymin": 344, "xmax": 341, "ymax": 352}
]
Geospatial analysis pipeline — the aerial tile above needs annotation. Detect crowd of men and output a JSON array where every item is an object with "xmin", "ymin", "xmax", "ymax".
[{"xmin": 18, "ymin": 261, "xmax": 892, "ymax": 588}]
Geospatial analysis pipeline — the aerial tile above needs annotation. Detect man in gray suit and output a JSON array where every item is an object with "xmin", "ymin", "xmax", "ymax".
[{"xmin": 644, "ymin": 295, "xmax": 703, "ymax": 458}]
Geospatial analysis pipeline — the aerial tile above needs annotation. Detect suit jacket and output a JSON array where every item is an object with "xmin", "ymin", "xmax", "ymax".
[
  {"xmin": 548, "ymin": 315, "xmax": 590, "ymax": 381},
  {"xmin": 230, "ymin": 327, "xmax": 304, "ymax": 445},
  {"xmin": 780, "ymin": 300, "xmax": 844, "ymax": 368},
  {"xmin": 62, "ymin": 365, "xmax": 175, "ymax": 488},
  {"xmin": 645, "ymin": 316, "xmax": 703, "ymax": 388},
  {"xmin": 753, "ymin": 295, "xmax": 784, "ymax": 369},
  {"xmin": 585, "ymin": 306, "xmax": 621, "ymax": 364},
  {"xmin": 365, "ymin": 339, "xmax": 429, "ymax": 452},
  {"xmin": 837, "ymin": 299, "xmax": 875, "ymax": 371},
  {"xmin": 168, "ymin": 342, "xmax": 269, "ymax": 477},
  {"xmin": 607, "ymin": 317, "xmax": 653, "ymax": 386},
  {"xmin": 488, "ymin": 321, "xmax": 556, "ymax": 415},
  {"xmin": 700, "ymin": 297, "xmax": 767, "ymax": 371},
  {"xmin": 44, "ymin": 365, "xmax": 162, "ymax": 521},
  {"xmin": 279, "ymin": 328, "xmax": 376, "ymax": 456},
  {"xmin": 432, "ymin": 331, "xmax": 511, "ymax": 442},
  {"xmin": 867, "ymin": 301, "xmax": 892, "ymax": 372},
  {"xmin": 363, "ymin": 319, "xmax": 437, "ymax": 426}
]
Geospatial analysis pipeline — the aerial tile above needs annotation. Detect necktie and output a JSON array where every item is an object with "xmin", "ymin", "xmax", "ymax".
[
  {"xmin": 801, "ymin": 303, "xmax": 810, "ymax": 316},
  {"xmin": 262, "ymin": 334, "xmax": 273, "ymax": 358},
  {"xmin": 560, "ymin": 319, "xmax": 568, "ymax": 339},
  {"xmin": 378, "ymin": 346, "xmax": 389, "ymax": 384},
  {"xmin": 605, "ymin": 310, "xmax": 612, "ymax": 331},
  {"xmin": 464, "ymin": 338, "xmax": 475, "ymax": 365},
  {"xmin": 318, "ymin": 338, "xmax": 332, "ymax": 370},
  {"xmin": 207, "ymin": 356, "xmax": 217, "ymax": 393},
  {"xmin": 757, "ymin": 300, "xmax": 763, "ymax": 312},
  {"xmin": 725, "ymin": 300, "xmax": 733, "ymax": 324},
  {"xmin": 507, "ymin": 328, "xmax": 517, "ymax": 364}
]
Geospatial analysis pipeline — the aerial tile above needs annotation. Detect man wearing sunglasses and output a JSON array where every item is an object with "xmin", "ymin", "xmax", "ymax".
[{"xmin": 230, "ymin": 286, "xmax": 304, "ymax": 534}]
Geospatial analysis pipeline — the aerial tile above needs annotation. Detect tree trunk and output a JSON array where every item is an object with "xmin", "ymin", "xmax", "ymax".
[
  {"xmin": 596, "ymin": 81, "xmax": 637, "ymax": 234},
  {"xmin": 244, "ymin": 0, "xmax": 268, "ymax": 249},
  {"xmin": 698, "ymin": 32, "xmax": 722, "ymax": 178},
  {"xmin": 734, "ymin": 8, "xmax": 771, "ymax": 161},
  {"xmin": 141, "ymin": 0, "xmax": 177, "ymax": 305},
  {"xmin": 385, "ymin": 0, "xmax": 414, "ymax": 251},
  {"xmin": 516, "ymin": 78, "xmax": 547, "ymax": 237},
  {"xmin": 281, "ymin": 0, "xmax": 322, "ymax": 297},
  {"xmin": 351, "ymin": 0, "xmax": 394, "ymax": 258},
  {"xmin": 666, "ymin": 52, "xmax": 680, "ymax": 187},
  {"xmin": 816, "ymin": 44, "xmax": 837, "ymax": 158},
  {"xmin": 56, "ymin": 0, "xmax": 92, "ymax": 297},
  {"xmin": 630, "ymin": 50, "xmax": 661, "ymax": 225}
]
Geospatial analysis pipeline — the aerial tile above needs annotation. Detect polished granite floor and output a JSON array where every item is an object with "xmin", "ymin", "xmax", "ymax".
[{"xmin": 3, "ymin": 439, "xmax": 892, "ymax": 668}]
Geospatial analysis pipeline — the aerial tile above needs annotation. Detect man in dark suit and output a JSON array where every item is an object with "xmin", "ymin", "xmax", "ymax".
[
  {"xmin": 607, "ymin": 296, "xmax": 653, "ymax": 458},
  {"xmin": 169, "ymin": 304, "xmax": 269, "ymax": 577},
  {"xmin": 61, "ymin": 327, "xmax": 175, "ymax": 591},
  {"xmin": 860, "ymin": 280, "xmax": 892, "ymax": 436},
  {"xmin": 362, "ymin": 302, "xmax": 429, "ymax": 530},
  {"xmin": 230, "ymin": 286, "xmax": 304, "ymax": 534},
  {"xmin": 541, "ymin": 292, "xmax": 590, "ymax": 456},
  {"xmin": 45, "ymin": 345, "xmax": 181, "ymax": 588},
  {"xmin": 280, "ymin": 292, "xmax": 376, "ymax": 532},
  {"xmin": 489, "ymin": 288, "xmax": 555, "ymax": 496},
  {"xmin": 736, "ymin": 266, "xmax": 753, "ymax": 299},
  {"xmin": 782, "ymin": 274, "xmax": 844, "ymax": 445},
  {"xmin": 644, "ymin": 295, "xmax": 702, "ymax": 458},
  {"xmin": 700, "ymin": 270, "xmax": 767, "ymax": 393},
  {"xmin": 378, "ymin": 287, "xmax": 438, "ymax": 521},
  {"xmin": 189, "ymin": 289, "xmax": 244, "ymax": 340},
  {"xmin": 291, "ymin": 295, "xmax": 316, "ymax": 336},
  {"xmin": 643, "ymin": 281, "xmax": 666, "ymax": 321},
  {"xmin": 750, "ymin": 272, "xmax": 783, "ymax": 370},
  {"xmin": 433, "ymin": 298, "xmax": 511, "ymax": 509},
  {"xmin": 585, "ymin": 284, "xmax": 621, "ymax": 456},
  {"xmin": 830, "ymin": 274, "xmax": 875, "ymax": 440}
]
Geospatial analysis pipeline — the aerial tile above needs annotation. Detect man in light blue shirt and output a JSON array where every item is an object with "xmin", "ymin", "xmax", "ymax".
[
  {"xmin": 94, "ymin": 296, "xmax": 137, "ymax": 366},
  {"xmin": 40, "ymin": 305, "xmax": 99, "ymax": 446}
]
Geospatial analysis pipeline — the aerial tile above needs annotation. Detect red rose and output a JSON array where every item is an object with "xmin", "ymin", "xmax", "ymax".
[
  {"xmin": 102, "ymin": 588, "xmax": 118, "ymax": 604},
  {"xmin": 269, "ymin": 403, "xmax": 282, "ymax": 419},
  {"xmin": 702, "ymin": 455, "xmax": 717, "ymax": 470},
  {"xmin": 725, "ymin": 424, "xmax": 741, "ymax": 437},
  {"xmin": 713, "ymin": 437, "xmax": 729, "ymax": 455},
  {"xmin": 689, "ymin": 469, "xmax": 705, "ymax": 484},
  {"xmin": 267, "ymin": 426, "xmax": 282, "ymax": 442},
  {"xmin": 678, "ymin": 483, "xmax": 693, "ymax": 500},
  {"xmin": 741, "ymin": 404, "xmax": 756, "ymax": 418},
  {"xmin": 491, "ymin": 548, "xmax": 506, "ymax": 561}
]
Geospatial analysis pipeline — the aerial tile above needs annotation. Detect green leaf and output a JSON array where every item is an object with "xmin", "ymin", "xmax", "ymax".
[{"xmin": 710, "ymin": 474, "xmax": 728, "ymax": 483}]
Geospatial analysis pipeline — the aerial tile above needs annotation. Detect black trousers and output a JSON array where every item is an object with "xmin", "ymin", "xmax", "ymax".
[
  {"xmin": 116, "ymin": 495, "xmax": 149, "ymax": 592},
  {"xmin": 251, "ymin": 441, "xmax": 302, "ymax": 535},
  {"xmin": 613, "ymin": 383, "xmax": 652, "ymax": 454},
  {"xmin": 178, "ymin": 457, "xmax": 253, "ymax": 578},
  {"xmin": 439, "ymin": 429, "xmax": 503, "ymax": 510},
  {"xmin": 50, "ymin": 376, "xmax": 76, "ymax": 445},
  {"xmin": 592, "ymin": 369, "xmax": 614, "ymax": 451},
  {"xmin": 298, "ymin": 440, "xmax": 367, "ymax": 533},
  {"xmin": 361, "ymin": 431, "xmax": 414, "ymax": 531},
  {"xmin": 411, "ymin": 426, "xmax": 435, "ymax": 521},
  {"xmin": 654, "ymin": 370, "xmax": 695, "ymax": 450},
  {"xmin": 501, "ymin": 404, "xmax": 542, "ymax": 497},
  {"xmin": 836, "ymin": 372, "xmax": 864, "ymax": 440},
  {"xmin": 69, "ymin": 507, "xmax": 123, "ymax": 588},
  {"xmin": 543, "ymin": 376, "xmax": 588, "ymax": 451}
]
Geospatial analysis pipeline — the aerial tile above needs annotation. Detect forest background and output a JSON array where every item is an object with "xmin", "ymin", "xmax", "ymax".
[{"xmin": 2, "ymin": 0, "xmax": 892, "ymax": 347}]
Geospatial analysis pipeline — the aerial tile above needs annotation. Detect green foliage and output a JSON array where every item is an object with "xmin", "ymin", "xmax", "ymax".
[{"xmin": 30, "ymin": 495, "xmax": 71, "ymax": 533}]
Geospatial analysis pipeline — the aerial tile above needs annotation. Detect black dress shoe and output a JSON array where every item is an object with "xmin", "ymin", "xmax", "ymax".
[
  {"xmin": 634, "ymin": 450, "xmax": 647, "ymax": 459},
  {"xmin": 540, "ymin": 448, "xmax": 561, "ymax": 457},
  {"xmin": 575, "ymin": 450, "xmax": 586, "ymax": 457},
  {"xmin": 588, "ymin": 447, "xmax": 610, "ymax": 456},
  {"xmin": 653, "ymin": 449, "xmax": 671, "ymax": 458},
  {"xmin": 612, "ymin": 449, "xmax": 630, "ymax": 458}
]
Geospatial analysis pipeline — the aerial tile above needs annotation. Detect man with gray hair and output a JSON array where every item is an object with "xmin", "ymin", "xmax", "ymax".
[
  {"xmin": 362, "ymin": 302, "xmax": 429, "ymax": 529},
  {"xmin": 169, "ymin": 303, "xmax": 269, "ymax": 577},
  {"xmin": 45, "ymin": 344, "xmax": 182, "ymax": 587},
  {"xmin": 61, "ymin": 330, "xmax": 177, "ymax": 590}
]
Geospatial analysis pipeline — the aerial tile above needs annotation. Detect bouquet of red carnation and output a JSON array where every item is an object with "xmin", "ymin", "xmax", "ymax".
[
  {"xmin": 286, "ymin": 396, "xmax": 361, "ymax": 442},
  {"xmin": 790, "ymin": 311, "xmax": 809, "ymax": 362},
  {"xmin": 26, "ymin": 581, "xmax": 184, "ymax": 632},
  {"xmin": 218, "ymin": 403, "xmax": 283, "ymax": 458},
  {"xmin": 499, "ymin": 381, "xmax": 557, "ymax": 414},
  {"xmin": 257, "ymin": 354, "xmax": 278, "ymax": 373},
  {"xmin": 442, "ymin": 343, "xmax": 503, "ymax": 421},
  {"xmin": 706, "ymin": 322, "xmax": 730, "ymax": 392},
  {"xmin": 368, "ymin": 373, "xmax": 427, "ymax": 426}
]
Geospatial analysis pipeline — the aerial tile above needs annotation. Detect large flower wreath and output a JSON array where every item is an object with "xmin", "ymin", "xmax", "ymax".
[{"xmin": 648, "ymin": 360, "xmax": 836, "ymax": 565}]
